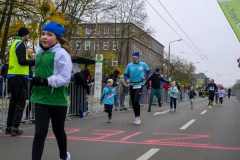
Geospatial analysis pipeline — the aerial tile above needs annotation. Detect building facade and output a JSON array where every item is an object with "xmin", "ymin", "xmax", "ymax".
[
  {"xmin": 70, "ymin": 23, "xmax": 164, "ymax": 71},
  {"xmin": 193, "ymin": 73, "xmax": 210, "ymax": 88}
]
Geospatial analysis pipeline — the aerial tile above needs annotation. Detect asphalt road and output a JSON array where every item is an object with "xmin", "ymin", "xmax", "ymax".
[{"xmin": 0, "ymin": 97, "xmax": 240, "ymax": 160}]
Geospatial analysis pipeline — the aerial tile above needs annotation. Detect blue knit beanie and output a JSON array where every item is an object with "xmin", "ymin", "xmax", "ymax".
[
  {"xmin": 42, "ymin": 22, "xmax": 65, "ymax": 37},
  {"xmin": 132, "ymin": 52, "xmax": 139, "ymax": 58},
  {"xmin": 156, "ymin": 68, "xmax": 161, "ymax": 72}
]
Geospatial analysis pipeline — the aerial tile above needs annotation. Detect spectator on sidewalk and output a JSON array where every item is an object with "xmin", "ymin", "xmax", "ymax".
[
  {"xmin": 6, "ymin": 27, "xmax": 35, "ymax": 136},
  {"xmin": 1, "ymin": 58, "xmax": 10, "ymax": 99},
  {"xmin": 119, "ymin": 75, "xmax": 129, "ymax": 111}
]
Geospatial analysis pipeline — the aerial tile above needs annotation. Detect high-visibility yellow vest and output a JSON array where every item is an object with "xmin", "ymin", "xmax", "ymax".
[{"xmin": 8, "ymin": 39, "xmax": 29, "ymax": 75}]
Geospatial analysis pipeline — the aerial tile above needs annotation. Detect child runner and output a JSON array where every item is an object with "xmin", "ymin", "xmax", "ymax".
[
  {"xmin": 100, "ymin": 79, "xmax": 118, "ymax": 123},
  {"xmin": 188, "ymin": 87, "xmax": 196, "ymax": 109},
  {"xmin": 218, "ymin": 86, "xmax": 226, "ymax": 106},
  {"xmin": 31, "ymin": 22, "xmax": 72, "ymax": 160},
  {"xmin": 168, "ymin": 82, "xmax": 178, "ymax": 112}
]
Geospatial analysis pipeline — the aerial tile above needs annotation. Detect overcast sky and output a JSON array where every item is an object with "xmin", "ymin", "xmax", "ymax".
[{"xmin": 145, "ymin": 0, "xmax": 240, "ymax": 87}]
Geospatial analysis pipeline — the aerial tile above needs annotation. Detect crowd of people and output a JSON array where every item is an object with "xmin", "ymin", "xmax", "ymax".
[{"xmin": 2, "ymin": 22, "xmax": 232, "ymax": 160}]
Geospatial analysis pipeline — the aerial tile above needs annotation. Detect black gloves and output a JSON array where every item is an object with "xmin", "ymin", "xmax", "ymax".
[{"xmin": 32, "ymin": 77, "xmax": 48, "ymax": 86}]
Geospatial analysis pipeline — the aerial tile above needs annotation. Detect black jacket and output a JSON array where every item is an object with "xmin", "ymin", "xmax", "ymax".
[
  {"xmin": 73, "ymin": 69, "xmax": 90, "ymax": 89},
  {"xmin": 145, "ymin": 72, "xmax": 169, "ymax": 89},
  {"xmin": 188, "ymin": 90, "xmax": 196, "ymax": 99},
  {"xmin": 109, "ymin": 72, "xmax": 118, "ymax": 86},
  {"xmin": 1, "ymin": 64, "xmax": 9, "ymax": 80}
]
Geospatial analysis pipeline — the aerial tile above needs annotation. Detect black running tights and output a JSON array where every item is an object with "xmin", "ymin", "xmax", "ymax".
[{"xmin": 32, "ymin": 103, "xmax": 67, "ymax": 160}]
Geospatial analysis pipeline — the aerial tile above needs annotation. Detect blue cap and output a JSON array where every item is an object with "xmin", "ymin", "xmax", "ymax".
[
  {"xmin": 132, "ymin": 52, "xmax": 139, "ymax": 58},
  {"xmin": 156, "ymin": 68, "xmax": 161, "ymax": 72},
  {"xmin": 42, "ymin": 22, "xmax": 65, "ymax": 37},
  {"xmin": 190, "ymin": 87, "xmax": 193, "ymax": 89}
]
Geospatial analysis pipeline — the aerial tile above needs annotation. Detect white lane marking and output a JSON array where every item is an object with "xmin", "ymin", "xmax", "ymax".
[
  {"xmin": 153, "ymin": 110, "xmax": 169, "ymax": 115},
  {"xmin": 208, "ymin": 106, "xmax": 212, "ymax": 108},
  {"xmin": 136, "ymin": 148, "xmax": 160, "ymax": 160},
  {"xmin": 201, "ymin": 110, "xmax": 208, "ymax": 114},
  {"xmin": 180, "ymin": 119, "xmax": 196, "ymax": 130}
]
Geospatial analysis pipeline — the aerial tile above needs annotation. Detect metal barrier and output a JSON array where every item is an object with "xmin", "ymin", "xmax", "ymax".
[
  {"xmin": 235, "ymin": 90, "xmax": 240, "ymax": 108},
  {"xmin": 1, "ymin": 78, "xmax": 202, "ymax": 134}
]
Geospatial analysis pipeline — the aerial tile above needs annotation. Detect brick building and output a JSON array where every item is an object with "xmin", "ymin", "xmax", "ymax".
[{"xmin": 71, "ymin": 23, "xmax": 165, "ymax": 71}]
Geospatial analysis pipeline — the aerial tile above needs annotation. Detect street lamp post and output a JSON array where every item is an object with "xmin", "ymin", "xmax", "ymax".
[{"xmin": 168, "ymin": 39, "xmax": 182, "ymax": 79}]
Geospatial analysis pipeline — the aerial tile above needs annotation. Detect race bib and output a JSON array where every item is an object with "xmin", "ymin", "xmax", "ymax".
[
  {"xmin": 209, "ymin": 86, "xmax": 214, "ymax": 91},
  {"xmin": 106, "ymin": 91, "xmax": 114, "ymax": 99},
  {"xmin": 133, "ymin": 82, "xmax": 141, "ymax": 89}
]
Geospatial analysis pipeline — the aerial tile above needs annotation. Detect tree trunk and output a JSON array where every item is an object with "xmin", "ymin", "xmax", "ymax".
[
  {"xmin": 0, "ymin": 0, "xmax": 9, "ymax": 38},
  {"xmin": 0, "ymin": 0, "xmax": 14, "ymax": 61}
]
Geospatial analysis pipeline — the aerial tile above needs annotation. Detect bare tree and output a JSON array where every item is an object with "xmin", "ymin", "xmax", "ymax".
[{"xmin": 101, "ymin": 0, "xmax": 154, "ymax": 66}]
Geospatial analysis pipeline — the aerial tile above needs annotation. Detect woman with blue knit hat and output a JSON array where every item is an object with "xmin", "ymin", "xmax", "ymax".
[
  {"xmin": 145, "ymin": 67, "xmax": 170, "ymax": 112},
  {"xmin": 124, "ymin": 52, "xmax": 150, "ymax": 125},
  {"xmin": 30, "ymin": 22, "xmax": 72, "ymax": 160},
  {"xmin": 188, "ymin": 87, "xmax": 196, "ymax": 109}
]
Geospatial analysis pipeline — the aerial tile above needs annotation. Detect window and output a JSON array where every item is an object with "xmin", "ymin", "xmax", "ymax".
[
  {"xmin": 104, "ymin": 27, "xmax": 109, "ymax": 34},
  {"xmin": 113, "ymin": 27, "xmax": 119, "ymax": 34},
  {"xmin": 103, "ymin": 41, "xmax": 109, "ymax": 50},
  {"xmin": 112, "ymin": 57, "xmax": 118, "ymax": 66},
  {"xmin": 94, "ymin": 41, "xmax": 99, "ymax": 50},
  {"xmin": 86, "ymin": 28, "xmax": 91, "ymax": 34},
  {"xmin": 95, "ymin": 28, "xmax": 100, "ymax": 34},
  {"xmin": 76, "ymin": 41, "xmax": 81, "ymax": 50},
  {"xmin": 85, "ymin": 41, "xmax": 90, "ymax": 50},
  {"xmin": 113, "ymin": 41, "xmax": 118, "ymax": 50}
]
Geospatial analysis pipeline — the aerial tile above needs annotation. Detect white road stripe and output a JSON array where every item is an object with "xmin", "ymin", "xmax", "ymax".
[
  {"xmin": 180, "ymin": 119, "xmax": 196, "ymax": 130},
  {"xmin": 153, "ymin": 110, "xmax": 169, "ymax": 115},
  {"xmin": 208, "ymin": 106, "xmax": 212, "ymax": 108},
  {"xmin": 201, "ymin": 110, "xmax": 208, "ymax": 114},
  {"xmin": 136, "ymin": 148, "xmax": 160, "ymax": 160}
]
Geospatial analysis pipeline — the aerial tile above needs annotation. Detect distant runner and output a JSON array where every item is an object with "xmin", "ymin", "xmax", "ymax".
[{"xmin": 205, "ymin": 79, "xmax": 218, "ymax": 106}]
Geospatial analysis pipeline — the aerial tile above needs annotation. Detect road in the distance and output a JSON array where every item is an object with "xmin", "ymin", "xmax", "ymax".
[{"xmin": 0, "ymin": 97, "xmax": 240, "ymax": 160}]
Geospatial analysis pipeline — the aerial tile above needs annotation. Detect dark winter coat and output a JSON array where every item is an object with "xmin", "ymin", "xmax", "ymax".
[
  {"xmin": 145, "ymin": 72, "xmax": 169, "ymax": 89},
  {"xmin": 109, "ymin": 71, "xmax": 118, "ymax": 86},
  {"xmin": 188, "ymin": 90, "xmax": 196, "ymax": 99},
  {"xmin": 73, "ymin": 68, "xmax": 90, "ymax": 88}
]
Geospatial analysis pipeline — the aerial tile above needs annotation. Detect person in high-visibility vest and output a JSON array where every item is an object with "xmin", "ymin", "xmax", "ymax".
[{"xmin": 5, "ymin": 27, "xmax": 35, "ymax": 136}]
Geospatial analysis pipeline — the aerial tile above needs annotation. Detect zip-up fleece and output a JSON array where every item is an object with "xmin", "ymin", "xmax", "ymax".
[
  {"xmin": 100, "ymin": 86, "xmax": 118, "ymax": 105},
  {"xmin": 217, "ymin": 89, "xmax": 226, "ymax": 98},
  {"xmin": 168, "ymin": 86, "xmax": 178, "ymax": 98},
  {"xmin": 206, "ymin": 83, "xmax": 218, "ymax": 93},
  {"xmin": 145, "ymin": 72, "xmax": 169, "ymax": 89},
  {"xmin": 30, "ymin": 43, "xmax": 73, "ymax": 106}
]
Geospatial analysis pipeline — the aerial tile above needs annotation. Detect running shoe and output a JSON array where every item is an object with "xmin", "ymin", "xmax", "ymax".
[
  {"xmin": 208, "ymin": 102, "xmax": 210, "ymax": 105},
  {"xmin": 123, "ymin": 108, "xmax": 128, "ymax": 110},
  {"xmin": 5, "ymin": 127, "xmax": 12, "ymax": 134},
  {"xmin": 11, "ymin": 128, "xmax": 23, "ymax": 136},
  {"xmin": 170, "ymin": 108, "xmax": 173, "ymax": 111},
  {"xmin": 120, "ymin": 108, "xmax": 124, "ymax": 111},
  {"xmin": 174, "ymin": 109, "xmax": 177, "ymax": 112},
  {"xmin": 158, "ymin": 101, "xmax": 162, "ymax": 107},
  {"xmin": 148, "ymin": 108, "xmax": 151, "ymax": 112},
  {"xmin": 108, "ymin": 119, "xmax": 112, "ymax": 123},
  {"xmin": 133, "ymin": 117, "xmax": 137, "ymax": 124},
  {"xmin": 59, "ymin": 152, "xmax": 70, "ymax": 160},
  {"xmin": 191, "ymin": 105, "xmax": 193, "ymax": 109},
  {"xmin": 135, "ymin": 117, "xmax": 141, "ymax": 125}
]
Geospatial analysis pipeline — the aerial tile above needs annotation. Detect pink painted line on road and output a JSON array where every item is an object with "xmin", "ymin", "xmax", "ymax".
[{"xmin": 121, "ymin": 132, "xmax": 142, "ymax": 141}]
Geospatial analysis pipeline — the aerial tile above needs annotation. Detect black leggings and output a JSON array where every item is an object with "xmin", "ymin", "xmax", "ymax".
[
  {"xmin": 105, "ymin": 104, "xmax": 113, "ymax": 118},
  {"xmin": 32, "ymin": 103, "xmax": 67, "ymax": 160},
  {"xmin": 219, "ymin": 97, "xmax": 223, "ymax": 104},
  {"xmin": 228, "ymin": 93, "xmax": 230, "ymax": 99},
  {"xmin": 130, "ymin": 86, "xmax": 143, "ymax": 117}
]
